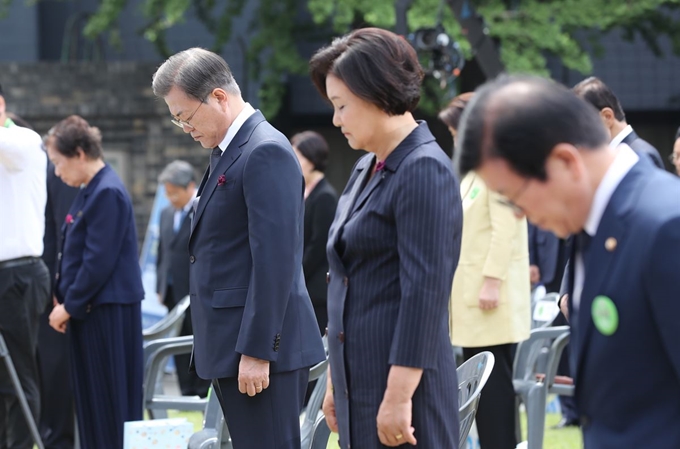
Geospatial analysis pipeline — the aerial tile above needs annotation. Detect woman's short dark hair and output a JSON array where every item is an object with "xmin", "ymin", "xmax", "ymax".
[
  {"xmin": 45, "ymin": 115, "xmax": 103, "ymax": 160},
  {"xmin": 675, "ymin": 126, "xmax": 680, "ymax": 141},
  {"xmin": 309, "ymin": 27, "xmax": 424, "ymax": 116},
  {"xmin": 457, "ymin": 75, "xmax": 609, "ymax": 180},
  {"xmin": 572, "ymin": 77, "xmax": 626, "ymax": 122},
  {"xmin": 290, "ymin": 131, "xmax": 330, "ymax": 173},
  {"xmin": 438, "ymin": 92, "xmax": 475, "ymax": 131}
]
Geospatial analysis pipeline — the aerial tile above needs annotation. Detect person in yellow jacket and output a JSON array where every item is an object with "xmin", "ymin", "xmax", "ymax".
[{"xmin": 440, "ymin": 92, "xmax": 530, "ymax": 449}]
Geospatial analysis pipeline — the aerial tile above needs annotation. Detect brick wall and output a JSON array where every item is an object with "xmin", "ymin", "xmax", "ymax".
[{"xmin": 1, "ymin": 62, "xmax": 209, "ymax": 245}]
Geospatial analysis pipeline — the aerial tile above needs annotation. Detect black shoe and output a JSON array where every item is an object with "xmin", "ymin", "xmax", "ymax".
[{"xmin": 551, "ymin": 418, "xmax": 579, "ymax": 429}]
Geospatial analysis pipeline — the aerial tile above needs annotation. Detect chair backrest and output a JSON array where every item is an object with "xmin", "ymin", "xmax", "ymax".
[
  {"xmin": 309, "ymin": 415, "xmax": 331, "ymax": 449},
  {"xmin": 531, "ymin": 292, "xmax": 560, "ymax": 329},
  {"xmin": 142, "ymin": 295, "xmax": 190, "ymax": 342},
  {"xmin": 457, "ymin": 351, "xmax": 495, "ymax": 449},
  {"xmin": 513, "ymin": 326, "xmax": 569, "ymax": 382},
  {"xmin": 300, "ymin": 338, "xmax": 329, "ymax": 449}
]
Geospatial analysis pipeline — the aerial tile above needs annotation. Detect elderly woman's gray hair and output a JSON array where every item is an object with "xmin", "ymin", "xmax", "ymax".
[
  {"xmin": 158, "ymin": 160, "xmax": 196, "ymax": 188},
  {"xmin": 152, "ymin": 48, "xmax": 241, "ymax": 101}
]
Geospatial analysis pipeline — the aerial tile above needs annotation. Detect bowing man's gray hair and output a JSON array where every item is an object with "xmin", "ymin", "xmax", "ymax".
[
  {"xmin": 158, "ymin": 160, "xmax": 196, "ymax": 188},
  {"xmin": 152, "ymin": 47, "xmax": 241, "ymax": 100}
]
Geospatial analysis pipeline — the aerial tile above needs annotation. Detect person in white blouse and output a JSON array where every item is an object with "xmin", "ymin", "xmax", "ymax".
[{"xmin": 0, "ymin": 82, "xmax": 51, "ymax": 449}]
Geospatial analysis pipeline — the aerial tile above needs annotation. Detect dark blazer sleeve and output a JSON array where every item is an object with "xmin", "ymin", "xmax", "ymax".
[
  {"xmin": 389, "ymin": 156, "xmax": 460, "ymax": 369},
  {"xmin": 63, "ymin": 187, "xmax": 133, "ymax": 319},
  {"xmin": 528, "ymin": 222, "xmax": 538, "ymax": 266},
  {"xmin": 303, "ymin": 188, "xmax": 337, "ymax": 280},
  {"xmin": 645, "ymin": 217, "xmax": 680, "ymax": 383},
  {"xmin": 238, "ymin": 141, "xmax": 304, "ymax": 361}
]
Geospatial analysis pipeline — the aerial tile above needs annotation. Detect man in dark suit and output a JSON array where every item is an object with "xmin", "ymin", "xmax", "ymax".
[
  {"xmin": 151, "ymin": 48, "xmax": 325, "ymax": 449},
  {"xmin": 528, "ymin": 222, "xmax": 569, "ymax": 294},
  {"xmin": 458, "ymin": 74, "xmax": 680, "ymax": 448},
  {"xmin": 156, "ymin": 160, "xmax": 210, "ymax": 397},
  {"xmin": 573, "ymin": 77, "xmax": 664, "ymax": 169},
  {"xmin": 40, "ymin": 160, "xmax": 79, "ymax": 448}
]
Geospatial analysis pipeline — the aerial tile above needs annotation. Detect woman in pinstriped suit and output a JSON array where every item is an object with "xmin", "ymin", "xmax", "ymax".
[{"xmin": 310, "ymin": 28, "xmax": 463, "ymax": 448}]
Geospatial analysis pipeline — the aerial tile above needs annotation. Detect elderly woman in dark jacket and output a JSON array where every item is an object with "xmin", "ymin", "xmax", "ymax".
[{"xmin": 46, "ymin": 115, "xmax": 143, "ymax": 449}]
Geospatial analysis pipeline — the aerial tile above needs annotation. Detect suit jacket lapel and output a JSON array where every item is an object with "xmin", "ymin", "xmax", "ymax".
[
  {"xmin": 191, "ymin": 111, "xmax": 266, "ymax": 236},
  {"xmin": 327, "ymin": 155, "xmax": 372, "ymax": 261},
  {"xmin": 573, "ymin": 161, "xmax": 647, "ymax": 380},
  {"xmin": 349, "ymin": 158, "xmax": 384, "ymax": 217}
]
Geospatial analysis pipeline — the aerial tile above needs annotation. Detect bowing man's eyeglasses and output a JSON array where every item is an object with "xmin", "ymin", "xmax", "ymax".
[
  {"xmin": 496, "ymin": 178, "xmax": 530, "ymax": 215},
  {"xmin": 171, "ymin": 98, "xmax": 206, "ymax": 129}
]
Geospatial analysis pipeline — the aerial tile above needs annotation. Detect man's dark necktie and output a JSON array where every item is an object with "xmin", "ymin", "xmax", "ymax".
[
  {"xmin": 210, "ymin": 147, "xmax": 222, "ymax": 174},
  {"xmin": 578, "ymin": 230, "xmax": 592, "ymax": 274}
]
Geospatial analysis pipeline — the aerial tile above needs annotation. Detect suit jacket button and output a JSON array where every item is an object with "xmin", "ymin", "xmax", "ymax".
[
  {"xmin": 343, "ymin": 277, "xmax": 348, "ymax": 286},
  {"xmin": 338, "ymin": 332, "xmax": 345, "ymax": 343},
  {"xmin": 55, "ymin": 273, "xmax": 59, "ymax": 280},
  {"xmin": 344, "ymin": 388, "xmax": 349, "ymax": 398},
  {"xmin": 57, "ymin": 252, "xmax": 62, "ymax": 260},
  {"xmin": 326, "ymin": 272, "xmax": 330, "ymax": 284},
  {"xmin": 189, "ymin": 255, "xmax": 196, "ymax": 263}
]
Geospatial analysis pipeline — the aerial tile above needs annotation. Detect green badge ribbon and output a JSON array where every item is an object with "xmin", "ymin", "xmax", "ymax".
[
  {"xmin": 591, "ymin": 295, "xmax": 619, "ymax": 336},
  {"xmin": 469, "ymin": 186, "xmax": 480, "ymax": 199}
]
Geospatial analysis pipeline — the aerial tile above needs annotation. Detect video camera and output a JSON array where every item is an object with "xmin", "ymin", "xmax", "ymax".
[{"xmin": 408, "ymin": 25, "xmax": 465, "ymax": 87}]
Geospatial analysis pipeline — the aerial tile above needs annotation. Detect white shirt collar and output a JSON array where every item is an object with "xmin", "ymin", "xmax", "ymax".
[
  {"xmin": 217, "ymin": 103, "xmax": 256, "ymax": 153},
  {"xmin": 180, "ymin": 190, "xmax": 197, "ymax": 213},
  {"xmin": 583, "ymin": 144, "xmax": 639, "ymax": 236},
  {"xmin": 609, "ymin": 124, "xmax": 633, "ymax": 149}
]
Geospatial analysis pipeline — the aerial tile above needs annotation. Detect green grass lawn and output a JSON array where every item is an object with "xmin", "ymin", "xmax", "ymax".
[{"xmin": 165, "ymin": 409, "xmax": 582, "ymax": 449}]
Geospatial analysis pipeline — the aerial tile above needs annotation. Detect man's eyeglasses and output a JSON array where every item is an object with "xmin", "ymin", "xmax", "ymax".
[
  {"xmin": 496, "ymin": 178, "xmax": 530, "ymax": 215},
  {"xmin": 171, "ymin": 99, "xmax": 205, "ymax": 129},
  {"xmin": 668, "ymin": 153, "xmax": 679, "ymax": 163}
]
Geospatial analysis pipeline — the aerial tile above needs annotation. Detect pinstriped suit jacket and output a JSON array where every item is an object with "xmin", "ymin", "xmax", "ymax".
[{"xmin": 326, "ymin": 122, "xmax": 463, "ymax": 448}]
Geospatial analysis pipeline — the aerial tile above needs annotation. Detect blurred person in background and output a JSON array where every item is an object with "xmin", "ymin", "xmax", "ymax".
[
  {"xmin": 670, "ymin": 126, "xmax": 680, "ymax": 175},
  {"xmin": 441, "ymin": 92, "xmax": 530, "ymax": 449},
  {"xmin": 45, "ymin": 115, "xmax": 144, "ymax": 449},
  {"xmin": 291, "ymin": 131, "xmax": 338, "ymax": 334},
  {"xmin": 573, "ymin": 77, "xmax": 664, "ymax": 169},
  {"xmin": 156, "ymin": 160, "xmax": 210, "ymax": 398}
]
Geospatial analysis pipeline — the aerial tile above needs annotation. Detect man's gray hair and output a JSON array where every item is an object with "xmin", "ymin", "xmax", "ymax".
[
  {"xmin": 152, "ymin": 48, "xmax": 241, "ymax": 100},
  {"xmin": 158, "ymin": 160, "xmax": 196, "ymax": 188}
]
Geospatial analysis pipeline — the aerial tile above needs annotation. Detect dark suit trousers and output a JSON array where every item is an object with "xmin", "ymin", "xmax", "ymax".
[
  {"xmin": 463, "ymin": 344, "xmax": 517, "ymax": 449},
  {"xmin": 37, "ymin": 305, "xmax": 75, "ymax": 449},
  {"xmin": 164, "ymin": 286, "xmax": 210, "ymax": 397},
  {"xmin": 213, "ymin": 368, "xmax": 308, "ymax": 449},
  {"xmin": 0, "ymin": 260, "xmax": 50, "ymax": 449}
]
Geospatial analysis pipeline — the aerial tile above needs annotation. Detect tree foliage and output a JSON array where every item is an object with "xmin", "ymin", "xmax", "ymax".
[{"xmin": 3, "ymin": 0, "xmax": 680, "ymax": 116}]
